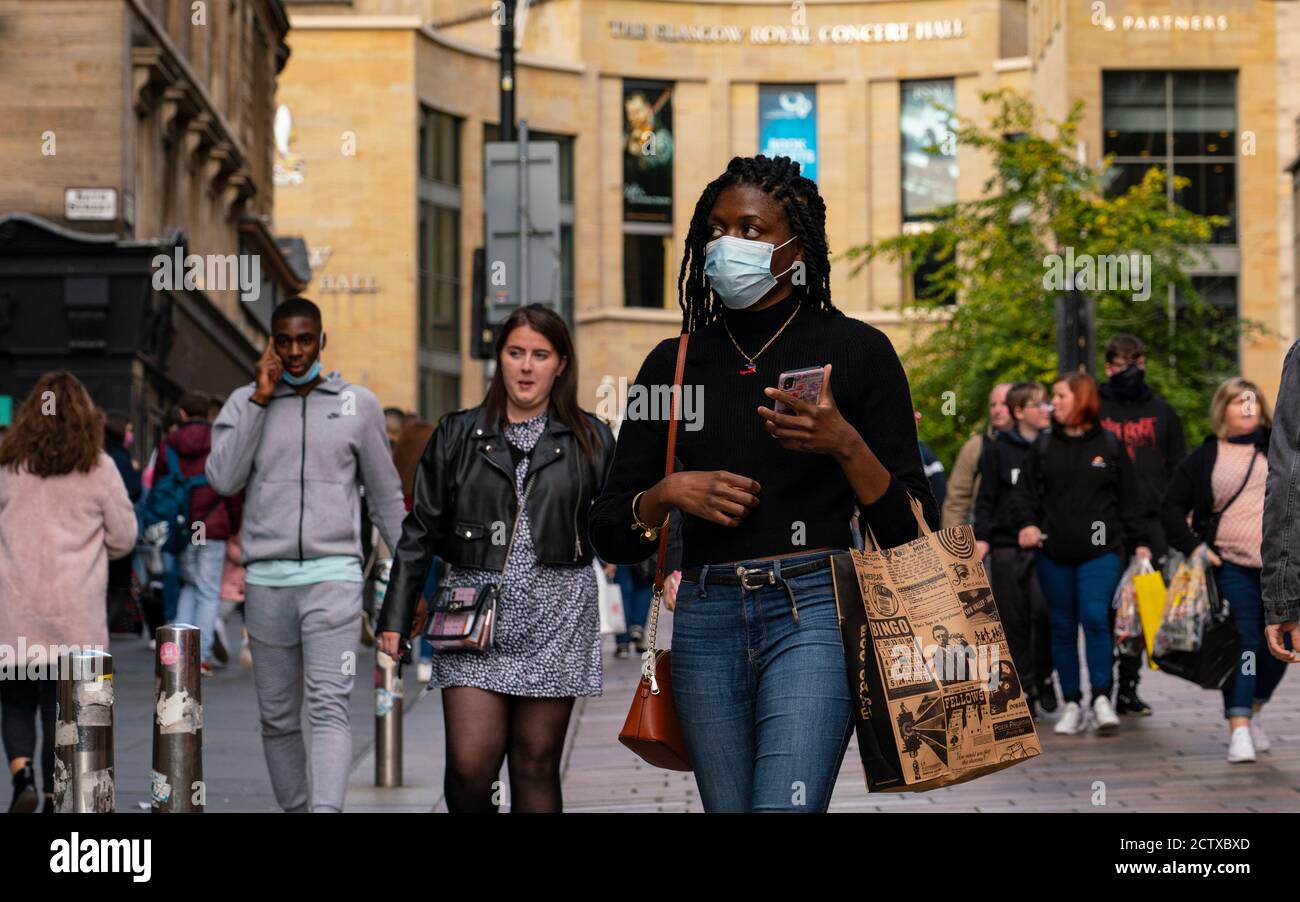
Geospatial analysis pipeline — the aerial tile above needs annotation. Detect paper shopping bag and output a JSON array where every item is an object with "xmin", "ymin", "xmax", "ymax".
[{"xmin": 833, "ymin": 497, "xmax": 1042, "ymax": 792}]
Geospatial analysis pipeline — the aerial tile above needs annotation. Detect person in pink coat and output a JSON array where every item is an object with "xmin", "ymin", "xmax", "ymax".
[{"xmin": 0, "ymin": 371, "xmax": 138, "ymax": 813}]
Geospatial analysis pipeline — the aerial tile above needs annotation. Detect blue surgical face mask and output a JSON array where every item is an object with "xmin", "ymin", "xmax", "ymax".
[
  {"xmin": 282, "ymin": 359, "xmax": 322, "ymax": 386},
  {"xmin": 704, "ymin": 235, "xmax": 797, "ymax": 310}
]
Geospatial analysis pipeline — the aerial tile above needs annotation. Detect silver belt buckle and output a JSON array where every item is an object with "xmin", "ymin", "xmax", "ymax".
[{"xmin": 736, "ymin": 565, "xmax": 774, "ymax": 591}]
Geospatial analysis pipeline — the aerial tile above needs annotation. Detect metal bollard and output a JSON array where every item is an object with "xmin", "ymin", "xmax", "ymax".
[
  {"xmin": 54, "ymin": 649, "xmax": 115, "ymax": 813},
  {"xmin": 373, "ymin": 558, "xmax": 402, "ymax": 787},
  {"xmin": 152, "ymin": 624, "xmax": 203, "ymax": 812},
  {"xmin": 375, "ymin": 648, "xmax": 403, "ymax": 787}
]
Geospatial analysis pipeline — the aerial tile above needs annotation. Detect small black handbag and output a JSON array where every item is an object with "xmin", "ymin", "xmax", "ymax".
[{"xmin": 422, "ymin": 474, "xmax": 534, "ymax": 653}]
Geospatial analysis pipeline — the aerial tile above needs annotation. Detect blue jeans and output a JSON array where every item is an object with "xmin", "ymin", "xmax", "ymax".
[
  {"xmin": 615, "ymin": 566, "xmax": 654, "ymax": 644},
  {"xmin": 1217, "ymin": 561, "xmax": 1288, "ymax": 719},
  {"xmin": 672, "ymin": 550, "xmax": 853, "ymax": 813},
  {"xmin": 175, "ymin": 539, "xmax": 228, "ymax": 663},
  {"xmin": 1034, "ymin": 551, "xmax": 1122, "ymax": 703}
]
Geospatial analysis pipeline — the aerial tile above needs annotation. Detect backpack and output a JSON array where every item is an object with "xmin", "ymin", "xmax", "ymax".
[{"xmin": 139, "ymin": 445, "xmax": 220, "ymax": 556}]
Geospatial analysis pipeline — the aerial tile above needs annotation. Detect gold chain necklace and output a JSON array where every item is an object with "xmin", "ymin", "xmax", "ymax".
[{"xmin": 722, "ymin": 302, "xmax": 801, "ymax": 375}]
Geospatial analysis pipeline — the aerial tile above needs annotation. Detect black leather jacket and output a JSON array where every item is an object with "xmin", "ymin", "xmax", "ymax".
[{"xmin": 378, "ymin": 405, "xmax": 615, "ymax": 636}]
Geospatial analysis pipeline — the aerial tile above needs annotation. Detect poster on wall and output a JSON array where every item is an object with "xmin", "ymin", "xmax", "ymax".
[
  {"xmin": 623, "ymin": 81, "xmax": 674, "ymax": 222},
  {"xmin": 901, "ymin": 79, "xmax": 957, "ymax": 220},
  {"xmin": 758, "ymin": 86, "xmax": 817, "ymax": 182}
]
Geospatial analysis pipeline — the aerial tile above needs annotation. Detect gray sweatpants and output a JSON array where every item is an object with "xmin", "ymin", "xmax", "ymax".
[{"xmin": 244, "ymin": 580, "xmax": 361, "ymax": 813}]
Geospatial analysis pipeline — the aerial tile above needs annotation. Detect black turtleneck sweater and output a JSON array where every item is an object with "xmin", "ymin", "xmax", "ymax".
[{"xmin": 588, "ymin": 295, "xmax": 939, "ymax": 568}]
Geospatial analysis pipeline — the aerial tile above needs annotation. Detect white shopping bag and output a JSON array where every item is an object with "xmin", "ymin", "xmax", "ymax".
[{"xmin": 594, "ymin": 562, "xmax": 627, "ymax": 636}]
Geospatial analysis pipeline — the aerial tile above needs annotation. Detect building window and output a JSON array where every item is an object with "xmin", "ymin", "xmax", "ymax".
[
  {"xmin": 422, "ymin": 106, "xmax": 461, "ymax": 186},
  {"xmin": 420, "ymin": 368, "xmax": 461, "ymax": 424},
  {"xmin": 419, "ymin": 107, "xmax": 462, "ymax": 419},
  {"xmin": 901, "ymin": 79, "xmax": 957, "ymax": 223},
  {"xmin": 623, "ymin": 81, "xmax": 674, "ymax": 309},
  {"xmin": 623, "ymin": 233, "xmax": 671, "ymax": 309},
  {"xmin": 901, "ymin": 80, "xmax": 957, "ymax": 305},
  {"xmin": 1103, "ymin": 71, "xmax": 1237, "ymax": 244}
]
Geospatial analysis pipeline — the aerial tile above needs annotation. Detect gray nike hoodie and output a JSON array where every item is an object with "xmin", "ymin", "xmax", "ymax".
[{"xmin": 205, "ymin": 371, "xmax": 406, "ymax": 566}]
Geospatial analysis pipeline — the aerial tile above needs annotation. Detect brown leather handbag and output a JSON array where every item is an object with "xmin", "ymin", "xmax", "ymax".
[{"xmin": 618, "ymin": 333, "xmax": 692, "ymax": 772}]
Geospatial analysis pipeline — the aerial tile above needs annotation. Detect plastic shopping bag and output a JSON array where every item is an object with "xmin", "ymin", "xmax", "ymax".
[
  {"xmin": 595, "ymin": 562, "xmax": 627, "ymax": 636},
  {"xmin": 1153, "ymin": 551, "xmax": 1212, "ymax": 657},
  {"xmin": 1112, "ymin": 558, "xmax": 1150, "ymax": 659}
]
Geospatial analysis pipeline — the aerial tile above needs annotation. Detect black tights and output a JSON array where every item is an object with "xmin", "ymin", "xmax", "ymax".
[
  {"xmin": 441, "ymin": 687, "xmax": 574, "ymax": 813},
  {"xmin": 1, "ymin": 678, "xmax": 57, "ymax": 795}
]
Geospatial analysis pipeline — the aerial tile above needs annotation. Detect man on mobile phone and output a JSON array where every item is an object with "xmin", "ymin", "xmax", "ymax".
[{"xmin": 206, "ymin": 297, "xmax": 406, "ymax": 812}]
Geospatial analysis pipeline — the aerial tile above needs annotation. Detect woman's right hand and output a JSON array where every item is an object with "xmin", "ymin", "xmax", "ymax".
[
  {"xmin": 663, "ymin": 570, "xmax": 681, "ymax": 612},
  {"xmin": 1017, "ymin": 525, "xmax": 1043, "ymax": 549},
  {"xmin": 664, "ymin": 471, "xmax": 760, "ymax": 527},
  {"xmin": 1193, "ymin": 543, "xmax": 1223, "ymax": 567}
]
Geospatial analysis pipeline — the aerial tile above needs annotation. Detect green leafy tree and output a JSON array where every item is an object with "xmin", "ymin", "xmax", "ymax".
[{"xmin": 844, "ymin": 89, "xmax": 1260, "ymax": 467}]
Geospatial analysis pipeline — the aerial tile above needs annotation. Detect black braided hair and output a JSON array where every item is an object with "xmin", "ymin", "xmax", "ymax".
[{"xmin": 677, "ymin": 155, "xmax": 834, "ymax": 332}]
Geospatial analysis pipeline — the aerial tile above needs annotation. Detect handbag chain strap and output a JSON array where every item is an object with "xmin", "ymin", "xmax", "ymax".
[
  {"xmin": 642, "ymin": 332, "xmax": 690, "ymax": 693},
  {"xmin": 495, "ymin": 471, "xmax": 536, "ymax": 596}
]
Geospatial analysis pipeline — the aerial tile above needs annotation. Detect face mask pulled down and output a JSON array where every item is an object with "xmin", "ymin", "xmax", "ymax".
[
  {"xmin": 281, "ymin": 359, "xmax": 322, "ymax": 386},
  {"xmin": 704, "ymin": 235, "xmax": 797, "ymax": 310}
]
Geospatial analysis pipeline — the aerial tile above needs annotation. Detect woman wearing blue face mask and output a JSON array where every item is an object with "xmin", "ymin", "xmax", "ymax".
[{"xmin": 590, "ymin": 155, "xmax": 938, "ymax": 812}]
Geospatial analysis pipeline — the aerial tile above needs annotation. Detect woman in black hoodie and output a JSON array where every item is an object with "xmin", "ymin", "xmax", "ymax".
[
  {"xmin": 1010, "ymin": 373, "xmax": 1150, "ymax": 736},
  {"xmin": 1161, "ymin": 377, "xmax": 1283, "ymax": 764}
]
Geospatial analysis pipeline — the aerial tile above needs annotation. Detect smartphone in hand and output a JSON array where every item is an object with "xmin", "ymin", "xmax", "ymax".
[{"xmin": 773, "ymin": 366, "xmax": 826, "ymax": 414}]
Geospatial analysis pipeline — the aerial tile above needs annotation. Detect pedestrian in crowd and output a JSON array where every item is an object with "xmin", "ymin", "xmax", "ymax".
[
  {"xmin": 974, "ymin": 381, "xmax": 1057, "ymax": 716},
  {"xmin": 0, "ymin": 372, "xmax": 137, "ymax": 813},
  {"xmin": 1010, "ymin": 372, "xmax": 1151, "ymax": 736},
  {"xmin": 1099, "ymin": 334, "xmax": 1186, "ymax": 716},
  {"xmin": 155, "ymin": 391, "xmax": 242, "ymax": 676},
  {"xmin": 104, "ymin": 411, "xmax": 142, "ymax": 635},
  {"xmin": 943, "ymin": 383, "xmax": 1012, "ymax": 529},
  {"xmin": 219, "ymin": 530, "xmax": 252, "ymax": 670},
  {"xmin": 610, "ymin": 561, "xmax": 654, "ymax": 659},
  {"xmin": 390, "ymin": 418, "xmax": 439, "ymax": 683},
  {"xmin": 143, "ymin": 408, "xmax": 185, "ymax": 625},
  {"xmin": 1162, "ymin": 377, "xmax": 1280, "ymax": 763},
  {"xmin": 590, "ymin": 154, "xmax": 938, "ymax": 812},
  {"xmin": 914, "ymin": 410, "xmax": 947, "ymax": 510},
  {"xmin": 384, "ymin": 406, "xmax": 407, "ymax": 448},
  {"xmin": 377, "ymin": 304, "xmax": 614, "ymax": 813},
  {"xmin": 207, "ymin": 297, "xmax": 407, "ymax": 813},
  {"xmin": 1263, "ymin": 343, "xmax": 1300, "ymax": 665}
]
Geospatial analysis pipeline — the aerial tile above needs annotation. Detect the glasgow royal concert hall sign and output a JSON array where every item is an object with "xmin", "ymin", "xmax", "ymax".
[{"xmin": 607, "ymin": 17, "xmax": 966, "ymax": 46}]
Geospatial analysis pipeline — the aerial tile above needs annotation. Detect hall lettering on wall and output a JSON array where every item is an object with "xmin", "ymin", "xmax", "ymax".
[{"xmin": 608, "ymin": 18, "xmax": 966, "ymax": 45}]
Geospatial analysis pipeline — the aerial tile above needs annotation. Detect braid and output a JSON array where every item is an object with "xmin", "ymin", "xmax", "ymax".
[{"xmin": 677, "ymin": 154, "xmax": 834, "ymax": 332}]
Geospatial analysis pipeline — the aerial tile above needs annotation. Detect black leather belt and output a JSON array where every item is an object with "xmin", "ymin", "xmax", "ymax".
[{"xmin": 681, "ymin": 555, "xmax": 833, "ymax": 591}]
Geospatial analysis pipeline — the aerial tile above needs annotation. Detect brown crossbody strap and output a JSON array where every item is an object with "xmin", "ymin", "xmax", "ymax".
[
  {"xmin": 654, "ymin": 332, "xmax": 690, "ymax": 590},
  {"xmin": 641, "ymin": 333, "xmax": 689, "ymax": 688}
]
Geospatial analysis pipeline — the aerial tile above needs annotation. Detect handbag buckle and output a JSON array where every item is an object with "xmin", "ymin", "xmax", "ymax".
[{"xmin": 736, "ymin": 566, "xmax": 775, "ymax": 591}]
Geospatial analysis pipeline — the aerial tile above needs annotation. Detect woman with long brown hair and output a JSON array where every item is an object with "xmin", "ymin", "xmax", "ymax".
[
  {"xmin": 376, "ymin": 304, "xmax": 615, "ymax": 812},
  {"xmin": 0, "ymin": 371, "xmax": 138, "ymax": 812},
  {"xmin": 1009, "ymin": 373, "xmax": 1151, "ymax": 737}
]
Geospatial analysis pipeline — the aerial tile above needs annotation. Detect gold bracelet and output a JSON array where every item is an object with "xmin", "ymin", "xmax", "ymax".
[{"xmin": 631, "ymin": 490, "xmax": 667, "ymax": 542}]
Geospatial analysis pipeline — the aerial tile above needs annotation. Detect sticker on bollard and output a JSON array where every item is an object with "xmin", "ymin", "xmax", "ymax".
[
  {"xmin": 159, "ymin": 642, "xmax": 180, "ymax": 667},
  {"xmin": 150, "ymin": 770, "xmax": 172, "ymax": 804}
]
